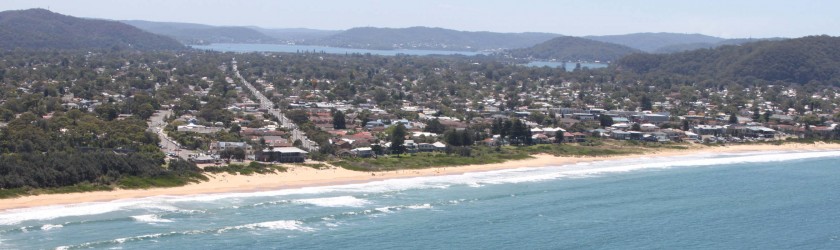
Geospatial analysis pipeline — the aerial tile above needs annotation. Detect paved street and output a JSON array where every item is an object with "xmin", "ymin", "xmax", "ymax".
[
  {"xmin": 231, "ymin": 59, "xmax": 319, "ymax": 151},
  {"xmin": 148, "ymin": 109, "xmax": 199, "ymax": 160}
]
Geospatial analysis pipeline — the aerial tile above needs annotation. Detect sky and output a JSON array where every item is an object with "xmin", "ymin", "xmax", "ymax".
[{"xmin": 1, "ymin": 0, "xmax": 838, "ymax": 38}]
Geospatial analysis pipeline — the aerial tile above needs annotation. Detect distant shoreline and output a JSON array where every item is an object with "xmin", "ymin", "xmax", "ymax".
[{"xmin": 2, "ymin": 143, "xmax": 840, "ymax": 211}]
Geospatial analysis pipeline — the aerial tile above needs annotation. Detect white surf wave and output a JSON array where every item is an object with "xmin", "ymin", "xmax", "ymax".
[
  {"xmin": 2, "ymin": 150, "xmax": 838, "ymax": 225},
  {"xmin": 40, "ymin": 224, "xmax": 63, "ymax": 231},
  {"xmin": 218, "ymin": 220, "xmax": 314, "ymax": 233},
  {"xmin": 131, "ymin": 214, "xmax": 173, "ymax": 223},
  {"xmin": 293, "ymin": 196, "xmax": 369, "ymax": 207},
  {"xmin": 0, "ymin": 198, "xmax": 181, "ymax": 225}
]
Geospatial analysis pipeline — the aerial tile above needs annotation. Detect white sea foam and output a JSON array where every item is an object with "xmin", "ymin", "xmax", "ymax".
[
  {"xmin": 40, "ymin": 224, "xmax": 63, "ymax": 231},
  {"xmin": 0, "ymin": 197, "xmax": 180, "ymax": 225},
  {"xmin": 218, "ymin": 220, "xmax": 313, "ymax": 233},
  {"xmin": 406, "ymin": 204, "xmax": 432, "ymax": 209},
  {"xmin": 2, "ymin": 150, "xmax": 838, "ymax": 225},
  {"xmin": 131, "ymin": 214, "xmax": 173, "ymax": 223},
  {"xmin": 293, "ymin": 196, "xmax": 369, "ymax": 207}
]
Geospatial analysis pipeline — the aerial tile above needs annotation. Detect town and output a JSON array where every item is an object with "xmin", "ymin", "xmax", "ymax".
[{"xmin": 16, "ymin": 50, "xmax": 833, "ymax": 168}]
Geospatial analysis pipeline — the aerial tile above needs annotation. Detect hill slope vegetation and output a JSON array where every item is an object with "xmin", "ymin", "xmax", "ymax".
[
  {"xmin": 617, "ymin": 35, "xmax": 840, "ymax": 85},
  {"xmin": 0, "ymin": 9, "xmax": 184, "ymax": 50},
  {"xmin": 507, "ymin": 36, "xmax": 640, "ymax": 62}
]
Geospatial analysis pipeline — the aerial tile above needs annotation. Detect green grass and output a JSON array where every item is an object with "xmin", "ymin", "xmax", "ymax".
[
  {"xmin": 330, "ymin": 142, "xmax": 670, "ymax": 172},
  {"xmin": 203, "ymin": 162, "xmax": 288, "ymax": 175},
  {"xmin": 517, "ymin": 143, "xmax": 645, "ymax": 157},
  {"xmin": 298, "ymin": 163, "xmax": 330, "ymax": 170},
  {"xmin": 331, "ymin": 147, "xmax": 532, "ymax": 171}
]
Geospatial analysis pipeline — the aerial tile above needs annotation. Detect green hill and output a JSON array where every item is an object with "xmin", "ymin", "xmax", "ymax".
[
  {"xmin": 617, "ymin": 35, "xmax": 840, "ymax": 84},
  {"xmin": 0, "ymin": 9, "xmax": 184, "ymax": 50},
  {"xmin": 507, "ymin": 36, "xmax": 640, "ymax": 62}
]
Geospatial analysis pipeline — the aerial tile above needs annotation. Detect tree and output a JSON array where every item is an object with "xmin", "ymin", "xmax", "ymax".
[
  {"xmin": 631, "ymin": 123, "xmax": 641, "ymax": 131},
  {"xmin": 389, "ymin": 124, "xmax": 407, "ymax": 154},
  {"xmin": 229, "ymin": 124, "xmax": 241, "ymax": 134},
  {"xmin": 729, "ymin": 113, "xmax": 739, "ymax": 124},
  {"xmin": 682, "ymin": 120, "xmax": 690, "ymax": 131},
  {"xmin": 640, "ymin": 95, "xmax": 653, "ymax": 111},
  {"xmin": 332, "ymin": 110, "xmax": 346, "ymax": 129},
  {"xmin": 286, "ymin": 110, "xmax": 310, "ymax": 125},
  {"xmin": 555, "ymin": 130, "xmax": 565, "ymax": 143},
  {"xmin": 424, "ymin": 119, "xmax": 446, "ymax": 134},
  {"xmin": 599, "ymin": 115, "xmax": 614, "ymax": 127}
]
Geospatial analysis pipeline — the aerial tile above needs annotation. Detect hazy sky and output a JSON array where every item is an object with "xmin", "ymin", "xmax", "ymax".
[{"xmin": 1, "ymin": 0, "xmax": 837, "ymax": 38}]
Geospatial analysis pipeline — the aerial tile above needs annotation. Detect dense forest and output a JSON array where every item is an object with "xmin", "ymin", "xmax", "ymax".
[
  {"xmin": 0, "ymin": 9, "xmax": 184, "ymax": 50},
  {"xmin": 617, "ymin": 35, "xmax": 840, "ymax": 85},
  {"xmin": 506, "ymin": 36, "xmax": 640, "ymax": 62}
]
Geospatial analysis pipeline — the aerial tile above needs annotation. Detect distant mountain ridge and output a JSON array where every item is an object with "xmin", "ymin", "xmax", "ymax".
[
  {"xmin": 310, "ymin": 27, "xmax": 561, "ymax": 51},
  {"xmin": 507, "ymin": 36, "xmax": 641, "ymax": 62},
  {"xmin": 122, "ymin": 20, "xmax": 340, "ymax": 45},
  {"xmin": 0, "ymin": 9, "xmax": 184, "ymax": 50},
  {"xmin": 586, "ymin": 33, "xmax": 785, "ymax": 53},
  {"xmin": 617, "ymin": 35, "xmax": 840, "ymax": 84},
  {"xmin": 122, "ymin": 20, "xmax": 277, "ymax": 44}
]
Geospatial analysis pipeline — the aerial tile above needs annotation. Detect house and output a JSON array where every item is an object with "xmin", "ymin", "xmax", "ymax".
[
  {"xmin": 640, "ymin": 123, "xmax": 658, "ymax": 131},
  {"xmin": 404, "ymin": 140, "xmax": 418, "ymax": 153},
  {"xmin": 364, "ymin": 120, "xmax": 386, "ymax": 130},
  {"xmin": 417, "ymin": 143, "xmax": 435, "ymax": 152},
  {"xmin": 190, "ymin": 155, "xmax": 216, "ymax": 164},
  {"xmin": 611, "ymin": 131, "xmax": 643, "ymax": 140},
  {"xmin": 532, "ymin": 133, "xmax": 551, "ymax": 144},
  {"xmin": 178, "ymin": 123, "xmax": 223, "ymax": 134},
  {"xmin": 257, "ymin": 147, "xmax": 308, "ymax": 163},
  {"xmin": 210, "ymin": 141, "xmax": 253, "ymax": 155},
  {"xmin": 562, "ymin": 132, "xmax": 575, "ymax": 143},
  {"xmin": 572, "ymin": 132, "xmax": 587, "ymax": 142},
  {"xmin": 640, "ymin": 113, "xmax": 670, "ymax": 124},
  {"xmin": 693, "ymin": 125, "xmax": 726, "ymax": 136},
  {"xmin": 350, "ymin": 147, "xmax": 375, "ymax": 157},
  {"xmin": 572, "ymin": 113, "xmax": 596, "ymax": 121}
]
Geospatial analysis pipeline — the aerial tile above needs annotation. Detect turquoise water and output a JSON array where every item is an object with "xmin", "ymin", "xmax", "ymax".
[
  {"xmin": 191, "ymin": 43, "xmax": 483, "ymax": 56},
  {"xmin": 2, "ymin": 150, "xmax": 840, "ymax": 249},
  {"xmin": 524, "ymin": 61, "xmax": 609, "ymax": 71}
]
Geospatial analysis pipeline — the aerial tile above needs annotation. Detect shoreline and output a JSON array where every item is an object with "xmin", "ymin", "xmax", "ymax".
[{"xmin": 2, "ymin": 143, "xmax": 840, "ymax": 211}]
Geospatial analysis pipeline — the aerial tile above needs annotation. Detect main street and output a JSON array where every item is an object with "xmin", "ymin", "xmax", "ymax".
[
  {"xmin": 230, "ymin": 59, "xmax": 319, "ymax": 152},
  {"xmin": 148, "ymin": 109, "xmax": 199, "ymax": 160}
]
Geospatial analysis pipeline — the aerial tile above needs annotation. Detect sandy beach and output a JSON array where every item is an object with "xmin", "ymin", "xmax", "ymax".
[{"xmin": 2, "ymin": 143, "xmax": 840, "ymax": 211}]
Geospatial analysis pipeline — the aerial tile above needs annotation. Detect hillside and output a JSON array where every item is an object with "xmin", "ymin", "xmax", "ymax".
[
  {"xmin": 653, "ymin": 38, "xmax": 787, "ymax": 53},
  {"xmin": 311, "ymin": 26, "xmax": 559, "ymax": 51},
  {"xmin": 586, "ymin": 33, "xmax": 724, "ymax": 52},
  {"xmin": 123, "ymin": 20, "xmax": 277, "ymax": 44},
  {"xmin": 507, "ymin": 36, "xmax": 640, "ymax": 62},
  {"xmin": 617, "ymin": 35, "xmax": 840, "ymax": 84},
  {"xmin": 0, "ymin": 9, "xmax": 184, "ymax": 50}
]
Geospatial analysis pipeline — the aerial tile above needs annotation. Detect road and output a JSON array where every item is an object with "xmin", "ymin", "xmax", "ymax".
[
  {"xmin": 148, "ymin": 109, "xmax": 199, "ymax": 160},
  {"xmin": 231, "ymin": 59, "xmax": 319, "ymax": 152}
]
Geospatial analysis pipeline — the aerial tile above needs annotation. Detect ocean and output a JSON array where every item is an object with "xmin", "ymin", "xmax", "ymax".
[
  {"xmin": 1, "ymin": 150, "xmax": 840, "ymax": 249},
  {"xmin": 190, "ymin": 43, "xmax": 484, "ymax": 56}
]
